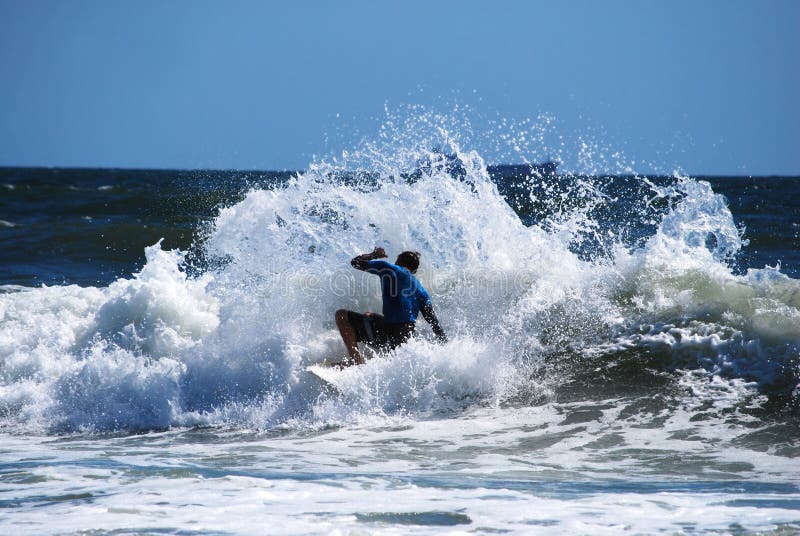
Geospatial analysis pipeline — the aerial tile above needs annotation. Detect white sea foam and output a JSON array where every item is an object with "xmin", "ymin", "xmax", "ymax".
[{"xmin": 2, "ymin": 404, "xmax": 798, "ymax": 535}]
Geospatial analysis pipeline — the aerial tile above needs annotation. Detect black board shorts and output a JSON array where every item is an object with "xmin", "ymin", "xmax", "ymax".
[{"xmin": 346, "ymin": 311, "xmax": 415, "ymax": 350}]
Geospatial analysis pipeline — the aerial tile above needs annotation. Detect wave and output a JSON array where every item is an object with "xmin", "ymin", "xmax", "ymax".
[{"xmin": 1, "ymin": 114, "xmax": 798, "ymax": 434}]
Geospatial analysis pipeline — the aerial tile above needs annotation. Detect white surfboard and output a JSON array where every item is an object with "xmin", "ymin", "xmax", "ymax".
[{"xmin": 306, "ymin": 363, "xmax": 345, "ymax": 388}]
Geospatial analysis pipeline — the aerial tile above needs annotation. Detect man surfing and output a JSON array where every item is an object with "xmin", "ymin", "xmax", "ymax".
[{"xmin": 334, "ymin": 247, "xmax": 447, "ymax": 366}]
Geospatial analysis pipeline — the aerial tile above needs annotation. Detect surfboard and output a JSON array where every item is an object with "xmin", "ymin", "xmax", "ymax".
[{"xmin": 306, "ymin": 363, "xmax": 345, "ymax": 388}]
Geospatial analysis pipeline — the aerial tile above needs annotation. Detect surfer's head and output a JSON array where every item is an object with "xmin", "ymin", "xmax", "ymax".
[{"xmin": 395, "ymin": 251, "xmax": 420, "ymax": 273}]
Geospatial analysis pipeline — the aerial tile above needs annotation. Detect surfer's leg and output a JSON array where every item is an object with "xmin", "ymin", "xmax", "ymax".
[{"xmin": 335, "ymin": 309, "xmax": 364, "ymax": 365}]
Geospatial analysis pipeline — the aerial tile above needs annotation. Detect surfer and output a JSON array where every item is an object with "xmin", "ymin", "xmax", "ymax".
[{"xmin": 335, "ymin": 247, "xmax": 447, "ymax": 366}]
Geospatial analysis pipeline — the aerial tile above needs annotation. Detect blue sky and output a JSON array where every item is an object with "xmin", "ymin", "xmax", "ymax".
[{"xmin": 0, "ymin": 1, "xmax": 797, "ymax": 175}]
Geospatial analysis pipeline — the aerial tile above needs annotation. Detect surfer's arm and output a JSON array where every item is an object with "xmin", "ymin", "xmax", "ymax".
[
  {"xmin": 351, "ymin": 247, "xmax": 388, "ymax": 271},
  {"xmin": 420, "ymin": 302, "xmax": 447, "ymax": 343}
]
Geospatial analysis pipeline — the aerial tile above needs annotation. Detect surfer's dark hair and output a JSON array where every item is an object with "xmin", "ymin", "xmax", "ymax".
[{"xmin": 395, "ymin": 251, "xmax": 420, "ymax": 273}]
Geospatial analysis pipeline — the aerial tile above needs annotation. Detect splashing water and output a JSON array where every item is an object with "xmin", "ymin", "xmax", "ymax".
[{"xmin": 1, "ymin": 109, "xmax": 798, "ymax": 435}]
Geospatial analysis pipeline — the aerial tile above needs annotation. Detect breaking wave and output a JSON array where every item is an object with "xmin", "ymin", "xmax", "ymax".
[{"xmin": 1, "ymin": 110, "xmax": 797, "ymax": 434}]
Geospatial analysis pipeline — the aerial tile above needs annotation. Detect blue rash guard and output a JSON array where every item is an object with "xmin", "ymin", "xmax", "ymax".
[{"xmin": 363, "ymin": 260, "xmax": 432, "ymax": 324}]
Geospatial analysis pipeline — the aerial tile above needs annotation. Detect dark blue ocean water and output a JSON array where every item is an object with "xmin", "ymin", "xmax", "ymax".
[{"xmin": 2, "ymin": 167, "xmax": 798, "ymax": 286}]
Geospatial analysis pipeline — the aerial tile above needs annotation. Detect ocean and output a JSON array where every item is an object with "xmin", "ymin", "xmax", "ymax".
[{"xmin": 1, "ymin": 141, "xmax": 799, "ymax": 533}]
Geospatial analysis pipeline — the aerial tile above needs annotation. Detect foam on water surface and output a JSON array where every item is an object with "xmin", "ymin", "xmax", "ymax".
[{"xmin": 1, "ymin": 404, "xmax": 798, "ymax": 534}]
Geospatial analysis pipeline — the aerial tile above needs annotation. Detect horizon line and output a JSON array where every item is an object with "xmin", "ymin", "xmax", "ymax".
[{"xmin": 1, "ymin": 164, "xmax": 798, "ymax": 180}]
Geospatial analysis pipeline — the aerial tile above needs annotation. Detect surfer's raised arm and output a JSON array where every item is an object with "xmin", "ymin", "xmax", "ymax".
[{"xmin": 350, "ymin": 247, "xmax": 388, "ymax": 271}]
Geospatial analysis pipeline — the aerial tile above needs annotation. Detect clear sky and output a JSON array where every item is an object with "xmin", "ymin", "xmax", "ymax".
[{"xmin": 0, "ymin": 0, "xmax": 798, "ymax": 175}]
